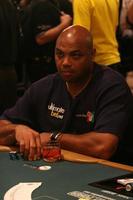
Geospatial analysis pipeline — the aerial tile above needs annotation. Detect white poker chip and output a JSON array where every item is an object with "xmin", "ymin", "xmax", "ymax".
[{"xmin": 38, "ymin": 165, "xmax": 51, "ymax": 171}]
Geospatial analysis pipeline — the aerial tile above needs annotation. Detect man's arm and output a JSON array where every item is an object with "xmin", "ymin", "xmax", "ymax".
[
  {"xmin": 127, "ymin": 3, "xmax": 133, "ymax": 25},
  {"xmin": 0, "ymin": 120, "xmax": 17, "ymax": 145},
  {"xmin": 0, "ymin": 120, "xmax": 41, "ymax": 160},
  {"xmin": 40, "ymin": 131, "xmax": 119, "ymax": 160},
  {"xmin": 0, "ymin": 120, "xmax": 120, "ymax": 160},
  {"xmin": 36, "ymin": 12, "xmax": 72, "ymax": 45}
]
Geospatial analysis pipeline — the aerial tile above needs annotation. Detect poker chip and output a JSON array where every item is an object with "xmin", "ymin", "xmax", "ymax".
[
  {"xmin": 126, "ymin": 183, "xmax": 133, "ymax": 191},
  {"xmin": 38, "ymin": 165, "xmax": 51, "ymax": 171},
  {"xmin": 9, "ymin": 151, "xmax": 19, "ymax": 160},
  {"xmin": 24, "ymin": 163, "xmax": 52, "ymax": 171}
]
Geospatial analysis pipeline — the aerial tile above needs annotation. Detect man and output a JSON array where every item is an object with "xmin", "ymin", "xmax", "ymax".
[
  {"xmin": 73, "ymin": 0, "xmax": 123, "ymax": 74},
  {"xmin": 0, "ymin": 0, "xmax": 18, "ymax": 114},
  {"xmin": 0, "ymin": 25, "xmax": 132, "ymax": 165},
  {"xmin": 118, "ymin": 0, "xmax": 133, "ymax": 76},
  {"xmin": 21, "ymin": 0, "xmax": 72, "ymax": 83},
  {"xmin": 127, "ymin": 1, "xmax": 133, "ymax": 24}
]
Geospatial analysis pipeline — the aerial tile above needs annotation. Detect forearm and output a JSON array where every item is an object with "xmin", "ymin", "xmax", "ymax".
[
  {"xmin": 59, "ymin": 132, "xmax": 118, "ymax": 160},
  {"xmin": 0, "ymin": 120, "xmax": 17, "ymax": 145},
  {"xmin": 127, "ymin": 3, "xmax": 133, "ymax": 24},
  {"xmin": 19, "ymin": 0, "xmax": 30, "ymax": 7},
  {"xmin": 36, "ymin": 23, "xmax": 70, "ymax": 45},
  {"xmin": 39, "ymin": 131, "xmax": 118, "ymax": 160}
]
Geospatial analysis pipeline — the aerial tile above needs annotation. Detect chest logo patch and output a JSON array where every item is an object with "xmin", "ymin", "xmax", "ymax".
[{"xmin": 48, "ymin": 102, "xmax": 65, "ymax": 119}]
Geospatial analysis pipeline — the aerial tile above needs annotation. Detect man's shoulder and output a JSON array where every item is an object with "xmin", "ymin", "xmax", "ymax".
[
  {"xmin": 32, "ymin": 73, "xmax": 62, "ymax": 88},
  {"xmin": 21, "ymin": 73, "xmax": 63, "ymax": 103},
  {"xmin": 28, "ymin": 0, "xmax": 52, "ymax": 13},
  {"xmin": 93, "ymin": 64, "xmax": 131, "ymax": 93},
  {"xmin": 94, "ymin": 64, "xmax": 125, "ymax": 82},
  {"xmin": 31, "ymin": 0, "xmax": 59, "ymax": 9}
]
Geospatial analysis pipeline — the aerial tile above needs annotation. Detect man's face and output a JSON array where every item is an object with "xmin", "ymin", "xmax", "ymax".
[{"xmin": 55, "ymin": 36, "xmax": 94, "ymax": 83}]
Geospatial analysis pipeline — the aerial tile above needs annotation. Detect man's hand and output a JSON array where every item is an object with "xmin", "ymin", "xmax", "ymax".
[
  {"xmin": 15, "ymin": 125, "xmax": 41, "ymax": 161},
  {"xmin": 40, "ymin": 132, "xmax": 51, "ymax": 146},
  {"xmin": 60, "ymin": 12, "xmax": 72, "ymax": 28}
]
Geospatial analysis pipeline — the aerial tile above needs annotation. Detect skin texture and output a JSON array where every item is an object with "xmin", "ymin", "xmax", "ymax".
[
  {"xmin": 36, "ymin": 12, "xmax": 72, "ymax": 45},
  {"xmin": 55, "ymin": 25, "xmax": 95, "ymax": 96},
  {"xmin": 0, "ymin": 25, "xmax": 119, "ymax": 160},
  {"xmin": 127, "ymin": 3, "xmax": 133, "ymax": 24}
]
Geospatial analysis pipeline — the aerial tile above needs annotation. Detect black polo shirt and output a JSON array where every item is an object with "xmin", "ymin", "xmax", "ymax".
[{"xmin": 1, "ymin": 64, "xmax": 133, "ymax": 164}]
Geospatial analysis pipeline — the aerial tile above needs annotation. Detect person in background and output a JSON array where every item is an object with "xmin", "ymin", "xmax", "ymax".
[
  {"xmin": 0, "ymin": 25, "xmax": 132, "ymax": 165},
  {"xmin": 126, "ymin": 1, "xmax": 133, "ymax": 94},
  {"xmin": 21, "ymin": 0, "xmax": 72, "ymax": 83},
  {"xmin": 117, "ymin": 0, "xmax": 133, "ymax": 91},
  {"xmin": 0, "ymin": 0, "xmax": 18, "ymax": 114},
  {"xmin": 127, "ymin": 1, "xmax": 133, "ymax": 24},
  {"xmin": 126, "ymin": 71, "xmax": 133, "ymax": 94},
  {"xmin": 19, "ymin": 0, "xmax": 31, "ymax": 7},
  {"xmin": 73, "ymin": 0, "xmax": 123, "ymax": 74}
]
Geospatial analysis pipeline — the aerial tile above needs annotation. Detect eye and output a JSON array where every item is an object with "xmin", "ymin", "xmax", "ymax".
[
  {"xmin": 55, "ymin": 50, "xmax": 64, "ymax": 58},
  {"xmin": 70, "ymin": 52, "xmax": 84, "ymax": 59}
]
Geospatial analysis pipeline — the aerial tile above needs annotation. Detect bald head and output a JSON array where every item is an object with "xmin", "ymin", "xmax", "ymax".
[
  {"xmin": 56, "ymin": 25, "xmax": 93, "ymax": 51},
  {"xmin": 55, "ymin": 25, "xmax": 95, "ymax": 84}
]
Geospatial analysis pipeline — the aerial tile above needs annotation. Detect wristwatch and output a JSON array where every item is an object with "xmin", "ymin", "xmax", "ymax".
[{"xmin": 50, "ymin": 132, "xmax": 61, "ymax": 141}]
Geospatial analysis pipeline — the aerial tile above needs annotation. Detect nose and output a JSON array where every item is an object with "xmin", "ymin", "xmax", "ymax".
[{"xmin": 62, "ymin": 56, "xmax": 71, "ymax": 67}]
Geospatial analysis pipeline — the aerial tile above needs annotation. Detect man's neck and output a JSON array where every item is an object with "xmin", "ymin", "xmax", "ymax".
[{"xmin": 66, "ymin": 76, "xmax": 92, "ymax": 98}]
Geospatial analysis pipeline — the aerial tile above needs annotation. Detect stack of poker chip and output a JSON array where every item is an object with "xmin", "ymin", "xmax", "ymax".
[{"xmin": 9, "ymin": 151, "xmax": 19, "ymax": 160}]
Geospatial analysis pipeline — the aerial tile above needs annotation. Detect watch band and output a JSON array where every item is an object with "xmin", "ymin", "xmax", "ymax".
[{"xmin": 50, "ymin": 132, "xmax": 61, "ymax": 141}]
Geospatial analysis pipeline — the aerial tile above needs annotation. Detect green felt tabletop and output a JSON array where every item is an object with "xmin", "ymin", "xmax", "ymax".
[{"xmin": 0, "ymin": 152, "xmax": 132, "ymax": 200}]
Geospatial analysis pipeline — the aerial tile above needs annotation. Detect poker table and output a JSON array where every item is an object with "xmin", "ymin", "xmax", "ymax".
[{"xmin": 1, "ymin": 146, "xmax": 133, "ymax": 200}]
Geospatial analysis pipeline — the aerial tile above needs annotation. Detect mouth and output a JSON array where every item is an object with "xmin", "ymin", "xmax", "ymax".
[
  {"xmin": 61, "ymin": 71, "xmax": 73, "ymax": 75},
  {"xmin": 60, "ymin": 71, "xmax": 73, "ymax": 80},
  {"xmin": 61, "ymin": 70, "xmax": 73, "ymax": 75},
  {"xmin": 62, "ymin": 71, "xmax": 71, "ymax": 73}
]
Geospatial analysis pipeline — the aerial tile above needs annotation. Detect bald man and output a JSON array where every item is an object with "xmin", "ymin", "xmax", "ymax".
[{"xmin": 0, "ymin": 25, "xmax": 132, "ymax": 165}]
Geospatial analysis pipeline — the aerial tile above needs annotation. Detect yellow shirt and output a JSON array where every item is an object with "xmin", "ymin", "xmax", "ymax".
[{"xmin": 73, "ymin": 0, "xmax": 120, "ymax": 65}]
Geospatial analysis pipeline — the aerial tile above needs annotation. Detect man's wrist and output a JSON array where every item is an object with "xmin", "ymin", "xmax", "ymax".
[{"xmin": 50, "ymin": 132, "xmax": 62, "ymax": 142}]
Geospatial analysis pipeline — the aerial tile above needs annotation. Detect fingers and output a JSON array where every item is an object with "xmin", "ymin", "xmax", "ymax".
[
  {"xmin": 28, "ymin": 134, "xmax": 41, "ymax": 161},
  {"xmin": 19, "ymin": 139, "xmax": 25, "ymax": 156},
  {"xmin": 36, "ymin": 135, "xmax": 42, "ymax": 159},
  {"xmin": 60, "ymin": 11, "xmax": 65, "ymax": 15},
  {"xmin": 15, "ymin": 125, "xmax": 42, "ymax": 161}
]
